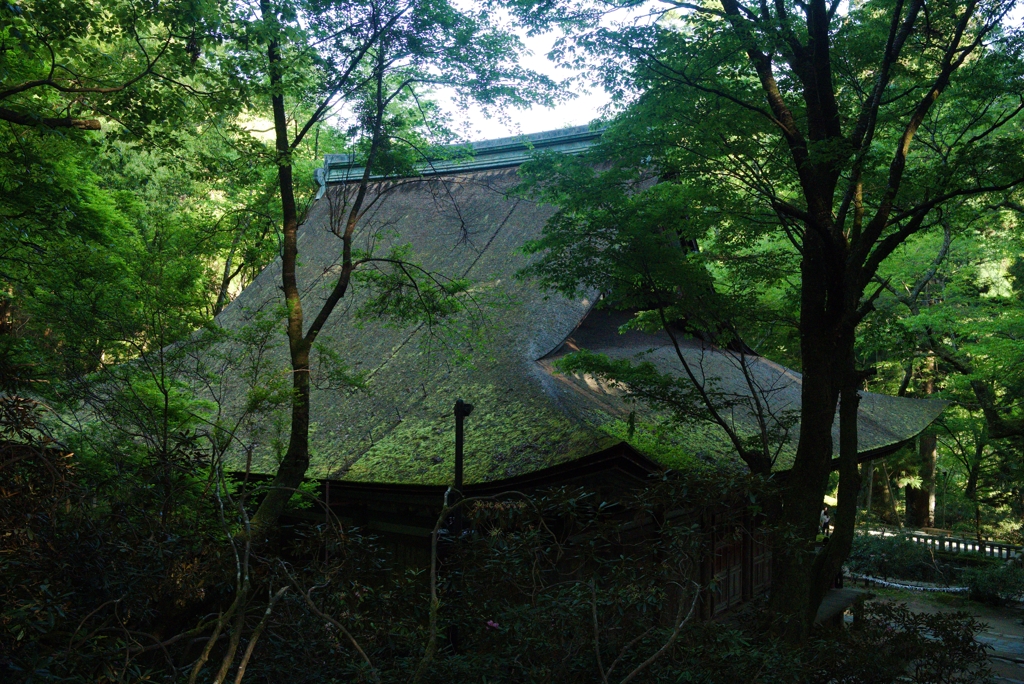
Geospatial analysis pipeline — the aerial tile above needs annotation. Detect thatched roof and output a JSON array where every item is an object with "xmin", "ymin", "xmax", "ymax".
[
  {"xmin": 539, "ymin": 308, "xmax": 946, "ymax": 471},
  {"xmin": 211, "ymin": 128, "xmax": 944, "ymax": 482}
]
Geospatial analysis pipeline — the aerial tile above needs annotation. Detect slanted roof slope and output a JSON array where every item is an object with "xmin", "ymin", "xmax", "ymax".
[
  {"xmin": 212, "ymin": 128, "xmax": 944, "ymax": 482},
  {"xmin": 216, "ymin": 165, "xmax": 611, "ymax": 482},
  {"xmin": 539, "ymin": 309, "xmax": 947, "ymax": 471}
]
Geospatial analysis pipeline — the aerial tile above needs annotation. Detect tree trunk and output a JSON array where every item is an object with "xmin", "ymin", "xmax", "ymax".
[
  {"xmin": 905, "ymin": 362, "xmax": 936, "ymax": 528},
  {"xmin": 905, "ymin": 434, "xmax": 936, "ymax": 528},
  {"xmin": 808, "ymin": 347, "xmax": 861, "ymax": 627},
  {"xmin": 883, "ymin": 463, "xmax": 903, "ymax": 528},
  {"xmin": 861, "ymin": 460, "xmax": 875, "ymax": 519},
  {"xmin": 961, "ymin": 437, "xmax": 986, "ymax": 543},
  {"xmin": 964, "ymin": 436, "xmax": 984, "ymax": 501},
  {"xmin": 766, "ymin": 228, "xmax": 847, "ymax": 640},
  {"xmin": 213, "ymin": 227, "xmax": 244, "ymax": 316},
  {"xmin": 250, "ymin": 4, "xmax": 311, "ymax": 536},
  {"xmin": 246, "ymin": 5, "xmax": 387, "ymax": 535},
  {"xmin": 873, "ymin": 471, "xmax": 894, "ymax": 524}
]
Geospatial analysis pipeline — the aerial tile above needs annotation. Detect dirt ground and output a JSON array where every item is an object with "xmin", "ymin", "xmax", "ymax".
[{"xmin": 867, "ymin": 588, "xmax": 1024, "ymax": 683}]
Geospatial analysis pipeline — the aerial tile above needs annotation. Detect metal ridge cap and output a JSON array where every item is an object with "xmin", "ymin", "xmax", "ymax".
[
  {"xmin": 466, "ymin": 124, "xmax": 603, "ymax": 153},
  {"xmin": 317, "ymin": 125, "xmax": 605, "ymax": 189},
  {"xmin": 323, "ymin": 125, "xmax": 601, "ymax": 168}
]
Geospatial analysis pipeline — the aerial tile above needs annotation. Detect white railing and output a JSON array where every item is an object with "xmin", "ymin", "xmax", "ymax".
[
  {"xmin": 860, "ymin": 527, "xmax": 1022, "ymax": 560},
  {"xmin": 908, "ymin": 531, "xmax": 1021, "ymax": 560}
]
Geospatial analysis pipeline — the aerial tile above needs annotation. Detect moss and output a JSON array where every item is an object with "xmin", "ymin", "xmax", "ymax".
[
  {"xmin": 600, "ymin": 417, "xmax": 718, "ymax": 471},
  {"xmin": 339, "ymin": 382, "xmax": 612, "ymax": 484},
  {"xmin": 206, "ymin": 165, "xmax": 945, "ymax": 485}
]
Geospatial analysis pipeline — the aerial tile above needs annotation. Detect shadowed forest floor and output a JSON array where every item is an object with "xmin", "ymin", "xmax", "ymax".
[{"xmin": 867, "ymin": 588, "xmax": 1024, "ymax": 683}]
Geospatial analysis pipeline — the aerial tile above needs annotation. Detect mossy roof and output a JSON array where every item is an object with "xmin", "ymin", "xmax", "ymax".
[
  {"xmin": 214, "ymin": 167, "xmax": 612, "ymax": 483},
  {"xmin": 211, "ymin": 137, "xmax": 945, "ymax": 483},
  {"xmin": 538, "ymin": 309, "xmax": 947, "ymax": 472}
]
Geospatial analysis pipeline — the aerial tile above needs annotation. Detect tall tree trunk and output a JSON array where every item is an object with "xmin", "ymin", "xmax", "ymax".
[
  {"xmin": 213, "ymin": 227, "xmax": 244, "ymax": 316},
  {"xmin": 883, "ymin": 463, "xmax": 903, "ymax": 528},
  {"xmin": 766, "ymin": 228, "xmax": 847, "ymax": 640},
  {"xmin": 963, "ymin": 435, "xmax": 986, "ymax": 542},
  {"xmin": 250, "ymin": 3, "xmax": 311, "ymax": 535},
  {"xmin": 873, "ymin": 470, "xmax": 894, "ymax": 524},
  {"xmin": 247, "ymin": 7, "xmax": 386, "ymax": 535},
  {"xmin": 964, "ymin": 435, "xmax": 985, "ymax": 501},
  {"xmin": 905, "ymin": 434, "xmax": 936, "ymax": 528},
  {"xmin": 905, "ymin": 360, "xmax": 936, "ymax": 528},
  {"xmin": 861, "ymin": 460, "xmax": 875, "ymax": 519},
  {"xmin": 808, "ymin": 345, "xmax": 861, "ymax": 625}
]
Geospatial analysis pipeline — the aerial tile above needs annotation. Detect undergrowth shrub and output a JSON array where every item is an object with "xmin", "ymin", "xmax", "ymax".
[
  {"xmin": 676, "ymin": 600, "xmax": 992, "ymax": 684},
  {"xmin": 0, "ymin": 399, "xmax": 997, "ymax": 684},
  {"xmin": 847, "ymin": 533, "xmax": 952, "ymax": 582},
  {"xmin": 805, "ymin": 601, "xmax": 992, "ymax": 684},
  {"xmin": 0, "ymin": 396, "xmax": 229, "ymax": 682},
  {"xmin": 961, "ymin": 562, "xmax": 1024, "ymax": 605}
]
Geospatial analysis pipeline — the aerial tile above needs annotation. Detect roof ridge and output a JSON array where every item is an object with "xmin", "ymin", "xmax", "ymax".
[{"xmin": 315, "ymin": 125, "xmax": 604, "ymax": 195}]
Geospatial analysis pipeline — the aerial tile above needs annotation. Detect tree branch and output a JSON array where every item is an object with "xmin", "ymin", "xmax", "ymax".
[{"xmin": 0, "ymin": 107, "xmax": 100, "ymax": 130}]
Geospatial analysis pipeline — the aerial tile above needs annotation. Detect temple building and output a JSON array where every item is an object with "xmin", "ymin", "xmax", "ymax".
[{"xmin": 213, "ymin": 126, "xmax": 945, "ymax": 616}]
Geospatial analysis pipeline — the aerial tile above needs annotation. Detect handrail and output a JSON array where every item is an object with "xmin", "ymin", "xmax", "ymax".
[{"xmin": 857, "ymin": 527, "xmax": 1022, "ymax": 560}]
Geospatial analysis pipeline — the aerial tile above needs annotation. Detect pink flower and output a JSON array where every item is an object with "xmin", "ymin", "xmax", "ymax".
[{"xmin": 486, "ymin": 620, "xmax": 501, "ymax": 630}]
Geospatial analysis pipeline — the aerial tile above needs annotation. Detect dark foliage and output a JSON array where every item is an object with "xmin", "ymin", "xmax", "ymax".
[
  {"xmin": 0, "ymin": 399, "xmax": 997, "ymax": 683},
  {"xmin": 847, "ymin": 534, "xmax": 952, "ymax": 583},
  {"xmin": 961, "ymin": 563, "xmax": 1024, "ymax": 606}
]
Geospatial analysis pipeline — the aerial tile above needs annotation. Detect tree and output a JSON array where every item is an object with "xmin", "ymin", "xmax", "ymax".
[
  {"xmin": 237, "ymin": 0, "xmax": 554, "ymax": 532},
  {"xmin": 0, "ymin": 0, "xmax": 284, "ymax": 389},
  {"xmin": 861, "ymin": 204, "xmax": 1024, "ymax": 533},
  {"xmin": 513, "ymin": 0, "xmax": 1024, "ymax": 637},
  {"xmin": 0, "ymin": 0, "xmax": 224, "ymax": 132}
]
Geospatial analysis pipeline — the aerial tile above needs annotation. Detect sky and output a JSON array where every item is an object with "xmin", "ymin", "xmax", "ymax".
[
  {"xmin": 431, "ymin": 1, "xmax": 673, "ymax": 142},
  {"xmin": 437, "ymin": 29, "xmax": 614, "ymax": 142},
  {"xmin": 433, "ymin": 3, "xmax": 1024, "ymax": 144}
]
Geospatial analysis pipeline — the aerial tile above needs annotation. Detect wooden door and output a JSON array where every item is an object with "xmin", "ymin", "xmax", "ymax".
[
  {"xmin": 712, "ymin": 513, "xmax": 745, "ymax": 614},
  {"xmin": 751, "ymin": 527, "xmax": 771, "ymax": 596}
]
